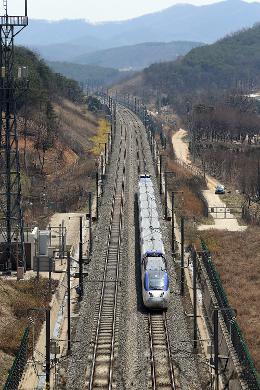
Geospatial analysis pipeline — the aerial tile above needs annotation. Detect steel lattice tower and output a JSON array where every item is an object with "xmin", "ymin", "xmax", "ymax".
[{"xmin": 0, "ymin": 1, "xmax": 28, "ymax": 272}]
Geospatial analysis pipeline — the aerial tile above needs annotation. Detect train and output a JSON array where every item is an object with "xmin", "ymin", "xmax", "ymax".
[{"xmin": 138, "ymin": 174, "xmax": 170, "ymax": 309}]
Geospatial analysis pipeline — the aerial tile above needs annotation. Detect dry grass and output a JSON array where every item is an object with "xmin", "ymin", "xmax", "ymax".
[
  {"xmin": 90, "ymin": 118, "xmax": 111, "ymax": 156},
  {"xmin": 110, "ymin": 74, "xmax": 145, "ymax": 96},
  {"xmin": 54, "ymin": 99, "xmax": 98, "ymax": 154},
  {"xmin": 200, "ymin": 227, "xmax": 260, "ymax": 374},
  {"xmin": 0, "ymin": 277, "xmax": 58, "ymax": 387},
  {"xmin": 166, "ymin": 160, "xmax": 207, "ymax": 221},
  {"xmin": 18, "ymin": 98, "xmax": 100, "ymax": 226}
]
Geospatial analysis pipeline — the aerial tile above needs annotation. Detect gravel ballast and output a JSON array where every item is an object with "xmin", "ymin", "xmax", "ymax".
[{"xmin": 66, "ymin": 105, "xmax": 204, "ymax": 389}]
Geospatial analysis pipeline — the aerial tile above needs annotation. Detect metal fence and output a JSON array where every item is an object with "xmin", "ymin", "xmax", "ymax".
[
  {"xmin": 207, "ymin": 206, "xmax": 243, "ymax": 219},
  {"xmin": 200, "ymin": 240, "xmax": 260, "ymax": 389},
  {"xmin": 4, "ymin": 327, "xmax": 29, "ymax": 390}
]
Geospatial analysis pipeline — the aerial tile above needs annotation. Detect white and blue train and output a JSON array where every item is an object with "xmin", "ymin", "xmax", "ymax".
[{"xmin": 138, "ymin": 174, "xmax": 170, "ymax": 309}]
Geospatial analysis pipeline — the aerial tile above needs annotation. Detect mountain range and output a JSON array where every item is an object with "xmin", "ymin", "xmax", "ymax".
[
  {"xmin": 47, "ymin": 61, "xmax": 132, "ymax": 86},
  {"xmin": 116, "ymin": 23, "xmax": 260, "ymax": 100},
  {"xmin": 18, "ymin": 0, "xmax": 260, "ymax": 63},
  {"xmin": 74, "ymin": 41, "xmax": 203, "ymax": 70}
]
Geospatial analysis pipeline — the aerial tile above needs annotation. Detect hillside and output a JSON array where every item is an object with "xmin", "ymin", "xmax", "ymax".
[
  {"xmin": 15, "ymin": 47, "xmax": 83, "ymax": 107},
  {"xmin": 74, "ymin": 41, "xmax": 203, "ymax": 70},
  {"xmin": 31, "ymin": 43, "xmax": 95, "ymax": 62},
  {"xmin": 11, "ymin": 48, "xmax": 102, "ymax": 226},
  {"xmin": 16, "ymin": 0, "xmax": 260, "ymax": 62},
  {"xmin": 47, "ymin": 61, "xmax": 133, "ymax": 86},
  {"xmin": 119, "ymin": 24, "xmax": 260, "ymax": 99}
]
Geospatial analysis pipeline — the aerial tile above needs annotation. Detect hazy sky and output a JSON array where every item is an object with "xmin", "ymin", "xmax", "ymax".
[{"xmin": 1, "ymin": 0, "xmax": 258, "ymax": 22}]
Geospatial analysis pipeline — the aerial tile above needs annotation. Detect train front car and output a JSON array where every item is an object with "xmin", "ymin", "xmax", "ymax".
[{"xmin": 138, "ymin": 175, "xmax": 170, "ymax": 310}]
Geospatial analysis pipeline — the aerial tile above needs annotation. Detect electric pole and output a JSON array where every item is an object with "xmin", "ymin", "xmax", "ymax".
[{"xmin": 0, "ymin": 1, "xmax": 28, "ymax": 274}]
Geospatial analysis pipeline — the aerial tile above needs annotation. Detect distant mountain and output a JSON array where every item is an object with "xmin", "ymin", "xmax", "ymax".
[
  {"xmin": 47, "ymin": 61, "xmax": 134, "ymax": 86},
  {"xmin": 31, "ymin": 43, "xmax": 95, "ymax": 62},
  {"xmin": 133, "ymin": 24, "xmax": 260, "ymax": 96},
  {"xmin": 17, "ymin": 0, "xmax": 260, "ymax": 62},
  {"xmin": 74, "ymin": 41, "xmax": 203, "ymax": 70}
]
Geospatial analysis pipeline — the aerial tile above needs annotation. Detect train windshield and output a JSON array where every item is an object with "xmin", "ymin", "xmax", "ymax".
[
  {"xmin": 148, "ymin": 271, "xmax": 165, "ymax": 290},
  {"xmin": 146, "ymin": 256, "xmax": 167, "ymax": 291}
]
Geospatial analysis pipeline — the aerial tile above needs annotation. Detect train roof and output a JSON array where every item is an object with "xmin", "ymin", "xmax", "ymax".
[
  {"xmin": 146, "ymin": 256, "xmax": 166, "ymax": 271},
  {"xmin": 138, "ymin": 175, "xmax": 165, "ymax": 256}
]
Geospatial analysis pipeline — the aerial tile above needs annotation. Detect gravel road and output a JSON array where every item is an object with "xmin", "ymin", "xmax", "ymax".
[{"xmin": 172, "ymin": 128, "xmax": 247, "ymax": 232}]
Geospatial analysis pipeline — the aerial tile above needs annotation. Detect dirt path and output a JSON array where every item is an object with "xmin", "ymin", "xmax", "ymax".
[
  {"xmin": 172, "ymin": 129, "xmax": 247, "ymax": 231},
  {"xmin": 172, "ymin": 128, "xmax": 191, "ymax": 164}
]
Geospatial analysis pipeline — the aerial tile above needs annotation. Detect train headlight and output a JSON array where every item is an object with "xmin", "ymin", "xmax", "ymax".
[
  {"xmin": 160, "ymin": 292, "xmax": 164, "ymax": 297},
  {"xmin": 149, "ymin": 292, "xmax": 153, "ymax": 297}
]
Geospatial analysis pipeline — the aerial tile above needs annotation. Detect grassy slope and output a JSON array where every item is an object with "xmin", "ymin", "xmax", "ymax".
[
  {"xmin": 13, "ymin": 47, "xmax": 102, "ymax": 225},
  {"xmin": 0, "ymin": 48, "xmax": 102, "ymax": 387},
  {"xmin": 0, "ymin": 278, "xmax": 58, "ymax": 388},
  {"xmin": 201, "ymin": 228, "xmax": 260, "ymax": 374}
]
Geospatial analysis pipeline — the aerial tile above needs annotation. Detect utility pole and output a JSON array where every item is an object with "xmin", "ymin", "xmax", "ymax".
[
  {"xmin": 0, "ymin": 1, "xmax": 28, "ymax": 274},
  {"xmin": 104, "ymin": 142, "xmax": 107, "ymax": 166},
  {"xmin": 159, "ymin": 155, "xmax": 163, "ymax": 195},
  {"xmin": 67, "ymin": 251, "xmax": 71, "ymax": 353},
  {"xmin": 214, "ymin": 308, "xmax": 219, "ymax": 390},
  {"xmin": 180, "ymin": 217, "xmax": 185, "ymax": 296},
  {"xmin": 96, "ymin": 170, "xmax": 99, "ymax": 220},
  {"xmin": 79, "ymin": 217, "xmax": 83, "ymax": 301},
  {"xmin": 88, "ymin": 192, "xmax": 93, "ymax": 257},
  {"xmin": 46, "ymin": 308, "xmax": 51, "ymax": 390},
  {"xmin": 164, "ymin": 172, "xmax": 168, "ymax": 220},
  {"xmin": 257, "ymin": 157, "xmax": 260, "ymax": 200},
  {"xmin": 101, "ymin": 154, "xmax": 104, "ymax": 176},
  {"xmin": 172, "ymin": 192, "xmax": 175, "ymax": 253},
  {"xmin": 192, "ymin": 248, "xmax": 198, "ymax": 352}
]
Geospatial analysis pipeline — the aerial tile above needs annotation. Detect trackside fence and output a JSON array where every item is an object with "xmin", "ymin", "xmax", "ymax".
[
  {"xmin": 200, "ymin": 240, "xmax": 260, "ymax": 389},
  {"xmin": 3, "ymin": 327, "xmax": 30, "ymax": 390}
]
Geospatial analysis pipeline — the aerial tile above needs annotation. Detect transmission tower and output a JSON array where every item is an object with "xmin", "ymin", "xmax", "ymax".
[{"xmin": 0, "ymin": 0, "xmax": 28, "ymax": 274}]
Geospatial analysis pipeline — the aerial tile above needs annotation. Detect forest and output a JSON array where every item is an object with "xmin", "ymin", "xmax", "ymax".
[
  {"xmin": 187, "ymin": 94, "xmax": 260, "ymax": 203},
  {"xmin": 10, "ymin": 47, "xmax": 99, "ymax": 226},
  {"xmin": 143, "ymin": 24, "xmax": 260, "ymax": 96}
]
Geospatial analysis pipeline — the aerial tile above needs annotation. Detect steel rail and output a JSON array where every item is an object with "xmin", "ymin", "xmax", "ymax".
[
  {"xmin": 122, "ymin": 105, "xmax": 177, "ymax": 390},
  {"xmin": 87, "ymin": 114, "xmax": 127, "ymax": 390},
  {"xmin": 148, "ymin": 313, "xmax": 176, "ymax": 390}
]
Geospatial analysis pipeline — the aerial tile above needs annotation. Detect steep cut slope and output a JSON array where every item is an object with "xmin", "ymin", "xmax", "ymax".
[{"xmin": 11, "ymin": 48, "xmax": 101, "ymax": 225}]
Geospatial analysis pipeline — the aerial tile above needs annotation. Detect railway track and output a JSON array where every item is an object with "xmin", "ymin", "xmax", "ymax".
[
  {"xmin": 121, "ymin": 106, "xmax": 177, "ymax": 390},
  {"xmin": 85, "ymin": 119, "xmax": 127, "ymax": 390},
  {"xmin": 86, "ymin": 102, "xmax": 177, "ymax": 390},
  {"xmin": 148, "ymin": 313, "xmax": 176, "ymax": 390},
  {"xmin": 118, "ymin": 106, "xmax": 147, "ymax": 175}
]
